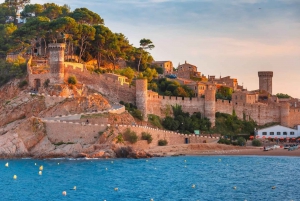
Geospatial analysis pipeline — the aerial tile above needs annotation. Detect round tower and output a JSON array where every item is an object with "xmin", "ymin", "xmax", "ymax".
[
  {"xmin": 49, "ymin": 43, "xmax": 65, "ymax": 83},
  {"xmin": 135, "ymin": 79, "xmax": 148, "ymax": 121},
  {"xmin": 204, "ymin": 85, "xmax": 216, "ymax": 127},
  {"xmin": 280, "ymin": 102, "xmax": 290, "ymax": 127},
  {"xmin": 258, "ymin": 71, "xmax": 273, "ymax": 95}
]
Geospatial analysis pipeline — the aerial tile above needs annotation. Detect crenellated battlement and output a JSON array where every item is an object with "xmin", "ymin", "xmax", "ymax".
[{"xmin": 48, "ymin": 43, "xmax": 66, "ymax": 49}]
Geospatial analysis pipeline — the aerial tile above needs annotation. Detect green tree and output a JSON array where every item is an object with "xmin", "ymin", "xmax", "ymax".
[
  {"xmin": 137, "ymin": 38, "xmax": 155, "ymax": 72},
  {"xmin": 69, "ymin": 8, "xmax": 104, "ymax": 25},
  {"xmin": 142, "ymin": 68, "xmax": 158, "ymax": 82},
  {"xmin": 276, "ymin": 93, "xmax": 291, "ymax": 99},
  {"xmin": 76, "ymin": 24, "xmax": 95, "ymax": 61}
]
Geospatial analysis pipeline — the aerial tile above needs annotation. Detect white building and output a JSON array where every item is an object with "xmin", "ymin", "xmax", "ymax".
[{"xmin": 256, "ymin": 125, "xmax": 300, "ymax": 139}]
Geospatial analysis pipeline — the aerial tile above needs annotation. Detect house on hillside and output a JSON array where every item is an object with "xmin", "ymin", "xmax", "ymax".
[{"xmin": 177, "ymin": 61, "xmax": 201, "ymax": 79}]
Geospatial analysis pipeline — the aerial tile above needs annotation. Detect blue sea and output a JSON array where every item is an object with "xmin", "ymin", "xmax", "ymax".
[{"xmin": 1, "ymin": 156, "xmax": 300, "ymax": 201}]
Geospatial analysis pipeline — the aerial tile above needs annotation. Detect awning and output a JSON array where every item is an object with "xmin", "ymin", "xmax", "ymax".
[
  {"xmin": 286, "ymin": 137, "xmax": 290, "ymax": 140},
  {"xmin": 262, "ymin": 136, "xmax": 266, "ymax": 139},
  {"xmin": 274, "ymin": 137, "xmax": 278, "ymax": 139}
]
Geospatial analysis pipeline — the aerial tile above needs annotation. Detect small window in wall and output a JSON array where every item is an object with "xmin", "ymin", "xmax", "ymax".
[
  {"xmin": 270, "ymin": 132, "xmax": 274, "ymax": 135},
  {"xmin": 262, "ymin": 132, "xmax": 267, "ymax": 135},
  {"xmin": 290, "ymin": 132, "xmax": 295, "ymax": 135},
  {"xmin": 277, "ymin": 132, "xmax": 281, "ymax": 135},
  {"xmin": 283, "ymin": 132, "xmax": 287, "ymax": 135}
]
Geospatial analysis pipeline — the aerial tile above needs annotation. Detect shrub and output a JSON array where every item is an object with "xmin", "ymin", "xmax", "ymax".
[
  {"xmin": 132, "ymin": 109, "xmax": 143, "ymax": 120},
  {"xmin": 252, "ymin": 139, "xmax": 262, "ymax": 147},
  {"xmin": 158, "ymin": 139, "xmax": 168, "ymax": 146},
  {"xmin": 141, "ymin": 132, "xmax": 153, "ymax": 144},
  {"xmin": 218, "ymin": 138, "xmax": 231, "ymax": 145},
  {"xmin": 68, "ymin": 75, "xmax": 77, "ymax": 85},
  {"xmin": 237, "ymin": 137, "xmax": 246, "ymax": 146},
  {"xmin": 18, "ymin": 80, "xmax": 28, "ymax": 88},
  {"xmin": 116, "ymin": 133, "xmax": 124, "ymax": 144},
  {"xmin": 123, "ymin": 128, "xmax": 138, "ymax": 144}
]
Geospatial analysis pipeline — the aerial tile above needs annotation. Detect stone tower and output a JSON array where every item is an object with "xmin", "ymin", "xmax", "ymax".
[
  {"xmin": 280, "ymin": 102, "xmax": 290, "ymax": 127},
  {"xmin": 136, "ymin": 79, "xmax": 148, "ymax": 121},
  {"xmin": 204, "ymin": 85, "xmax": 216, "ymax": 127},
  {"xmin": 49, "ymin": 43, "xmax": 65, "ymax": 83},
  {"xmin": 258, "ymin": 71, "xmax": 273, "ymax": 95}
]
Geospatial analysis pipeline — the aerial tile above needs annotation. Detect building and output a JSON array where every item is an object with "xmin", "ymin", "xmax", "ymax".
[
  {"xmin": 208, "ymin": 75, "xmax": 238, "ymax": 91},
  {"xmin": 256, "ymin": 125, "xmax": 300, "ymax": 139},
  {"xmin": 152, "ymin": 61, "xmax": 173, "ymax": 75},
  {"xmin": 177, "ymin": 61, "xmax": 201, "ymax": 79}
]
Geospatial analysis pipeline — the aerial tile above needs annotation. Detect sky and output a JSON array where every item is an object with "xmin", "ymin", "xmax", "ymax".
[{"xmin": 32, "ymin": 0, "xmax": 300, "ymax": 98}]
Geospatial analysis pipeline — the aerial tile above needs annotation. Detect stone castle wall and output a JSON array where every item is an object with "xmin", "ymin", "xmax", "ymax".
[
  {"xmin": 147, "ymin": 94, "xmax": 205, "ymax": 118},
  {"xmin": 289, "ymin": 109, "xmax": 300, "ymax": 128}
]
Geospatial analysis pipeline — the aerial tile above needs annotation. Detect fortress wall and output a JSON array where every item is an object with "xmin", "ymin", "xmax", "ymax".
[
  {"xmin": 116, "ymin": 125, "xmax": 218, "ymax": 148},
  {"xmin": 64, "ymin": 66, "xmax": 136, "ymax": 103},
  {"xmin": 46, "ymin": 121, "xmax": 107, "ymax": 146},
  {"xmin": 232, "ymin": 103, "xmax": 281, "ymax": 125},
  {"xmin": 147, "ymin": 95, "xmax": 205, "ymax": 118},
  {"xmin": 289, "ymin": 109, "xmax": 300, "ymax": 127},
  {"xmin": 215, "ymin": 99, "xmax": 233, "ymax": 114}
]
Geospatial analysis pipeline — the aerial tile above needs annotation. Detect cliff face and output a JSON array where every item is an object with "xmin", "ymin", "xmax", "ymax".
[{"xmin": 0, "ymin": 80, "xmax": 117, "ymax": 158}]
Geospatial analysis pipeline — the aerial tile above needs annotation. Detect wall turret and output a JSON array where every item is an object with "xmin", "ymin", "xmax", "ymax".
[
  {"xmin": 49, "ymin": 43, "xmax": 65, "ymax": 83},
  {"xmin": 136, "ymin": 79, "xmax": 148, "ymax": 121},
  {"xmin": 204, "ymin": 85, "xmax": 216, "ymax": 127},
  {"xmin": 280, "ymin": 102, "xmax": 290, "ymax": 127},
  {"xmin": 258, "ymin": 71, "xmax": 273, "ymax": 95}
]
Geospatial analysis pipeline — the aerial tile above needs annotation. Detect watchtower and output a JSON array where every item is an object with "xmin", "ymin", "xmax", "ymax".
[
  {"xmin": 280, "ymin": 102, "xmax": 290, "ymax": 127},
  {"xmin": 135, "ymin": 79, "xmax": 148, "ymax": 121},
  {"xmin": 204, "ymin": 85, "xmax": 216, "ymax": 127},
  {"xmin": 258, "ymin": 71, "xmax": 273, "ymax": 95},
  {"xmin": 49, "ymin": 43, "xmax": 65, "ymax": 83}
]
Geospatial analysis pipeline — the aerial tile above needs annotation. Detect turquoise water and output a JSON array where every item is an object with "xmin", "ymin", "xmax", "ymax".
[{"xmin": 1, "ymin": 156, "xmax": 300, "ymax": 201}]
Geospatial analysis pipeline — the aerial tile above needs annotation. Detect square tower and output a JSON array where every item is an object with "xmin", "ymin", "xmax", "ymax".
[{"xmin": 258, "ymin": 71, "xmax": 273, "ymax": 95}]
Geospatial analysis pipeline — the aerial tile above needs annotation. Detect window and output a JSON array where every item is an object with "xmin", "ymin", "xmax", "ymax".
[
  {"xmin": 270, "ymin": 132, "xmax": 274, "ymax": 135},
  {"xmin": 262, "ymin": 132, "xmax": 267, "ymax": 135},
  {"xmin": 283, "ymin": 132, "xmax": 287, "ymax": 135},
  {"xmin": 290, "ymin": 132, "xmax": 295, "ymax": 135},
  {"xmin": 277, "ymin": 132, "xmax": 281, "ymax": 135}
]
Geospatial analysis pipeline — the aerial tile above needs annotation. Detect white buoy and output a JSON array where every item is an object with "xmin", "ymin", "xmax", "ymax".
[
  {"xmin": 192, "ymin": 184, "xmax": 196, "ymax": 188},
  {"xmin": 150, "ymin": 199, "xmax": 154, "ymax": 201},
  {"xmin": 105, "ymin": 168, "xmax": 108, "ymax": 170},
  {"xmin": 146, "ymin": 160, "xmax": 148, "ymax": 162},
  {"xmin": 39, "ymin": 165, "xmax": 43, "ymax": 171},
  {"xmin": 184, "ymin": 165, "xmax": 187, "ymax": 168},
  {"xmin": 272, "ymin": 186, "xmax": 276, "ymax": 189},
  {"xmin": 62, "ymin": 191, "xmax": 67, "ymax": 196},
  {"xmin": 58, "ymin": 163, "xmax": 60, "ymax": 165},
  {"xmin": 184, "ymin": 160, "xmax": 186, "ymax": 163},
  {"xmin": 111, "ymin": 161, "xmax": 114, "ymax": 164},
  {"xmin": 219, "ymin": 159, "xmax": 221, "ymax": 162},
  {"xmin": 35, "ymin": 163, "xmax": 37, "ymax": 166},
  {"xmin": 73, "ymin": 186, "xmax": 77, "ymax": 190},
  {"xmin": 39, "ymin": 171, "xmax": 42, "ymax": 175},
  {"xmin": 233, "ymin": 186, "xmax": 237, "ymax": 190},
  {"xmin": 114, "ymin": 187, "xmax": 118, "ymax": 191},
  {"xmin": 13, "ymin": 175, "xmax": 17, "ymax": 180},
  {"xmin": 5, "ymin": 162, "xmax": 9, "ymax": 167}
]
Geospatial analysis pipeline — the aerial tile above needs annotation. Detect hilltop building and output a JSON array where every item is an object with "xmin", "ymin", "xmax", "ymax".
[{"xmin": 256, "ymin": 125, "xmax": 300, "ymax": 139}]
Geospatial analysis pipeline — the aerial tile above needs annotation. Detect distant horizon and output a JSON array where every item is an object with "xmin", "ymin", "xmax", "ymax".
[{"xmin": 31, "ymin": 0, "xmax": 300, "ymax": 98}]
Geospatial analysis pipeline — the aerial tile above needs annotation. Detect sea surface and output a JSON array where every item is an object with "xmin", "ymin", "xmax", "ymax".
[{"xmin": 1, "ymin": 156, "xmax": 300, "ymax": 201}]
